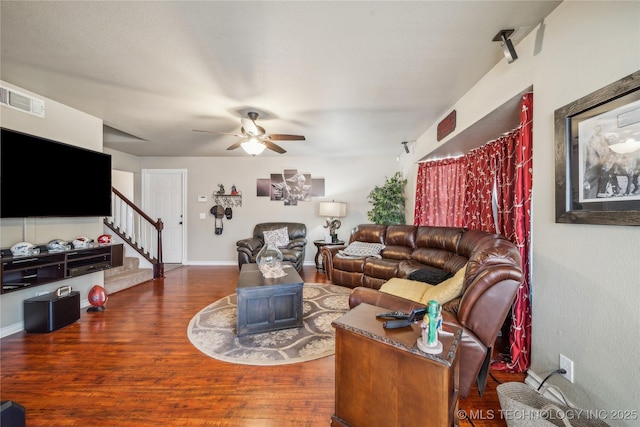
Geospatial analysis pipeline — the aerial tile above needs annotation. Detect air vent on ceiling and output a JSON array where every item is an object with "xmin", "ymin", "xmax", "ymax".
[{"xmin": 0, "ymin": 86, "xmax": 45, "ymax": 118}]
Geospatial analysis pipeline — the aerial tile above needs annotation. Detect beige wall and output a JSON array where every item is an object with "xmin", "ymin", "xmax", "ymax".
[
  {"xmin": 133, "ymin": 155, "xmax": 401, "ymax": 265},
  {"xmin": 0, "ymin": 81, "xmax": 105, "ymax": 333},
  {"xmin": 408, "ymin": 2, "xmax": 640, "ymax": 424}
]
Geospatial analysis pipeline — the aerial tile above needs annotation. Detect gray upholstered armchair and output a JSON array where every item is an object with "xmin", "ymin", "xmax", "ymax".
[{"xmin": 236, "ymin": 222, "xmax": 307, "ymax": 272}]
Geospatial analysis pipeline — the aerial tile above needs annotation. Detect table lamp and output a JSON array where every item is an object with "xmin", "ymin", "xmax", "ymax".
[{"xmin": 319, "ymin": 201, "xmax": 347, "ymax": 243}]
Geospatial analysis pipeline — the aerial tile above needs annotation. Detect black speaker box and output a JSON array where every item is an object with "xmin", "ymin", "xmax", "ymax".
[
  {"xmin": 23, "ymin": 291, "xmax": 80, "ymax": 333},
  {"xmin": 1, "ymin": 400, "xmax": 26, "ymax": 427}
]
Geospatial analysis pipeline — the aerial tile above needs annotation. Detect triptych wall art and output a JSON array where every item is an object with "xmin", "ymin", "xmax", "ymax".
[{"xmin": 256, "ymin": 169, "xmax": 325, "ymax": 206}]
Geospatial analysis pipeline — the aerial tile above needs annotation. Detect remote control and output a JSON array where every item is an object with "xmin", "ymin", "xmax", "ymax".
[
  {"xmin": 376, "ymin": 311, "xmax": 409, "ymax": 320},
  {"xmin": 383, "ymin": 319, "xmax": 412, "ymax": 329}
]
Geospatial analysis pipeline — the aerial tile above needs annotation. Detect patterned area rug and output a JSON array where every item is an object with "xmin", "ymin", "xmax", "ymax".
[{"xmin": 187, "ymin": 283, "xmax": 351, "ymax": 365}]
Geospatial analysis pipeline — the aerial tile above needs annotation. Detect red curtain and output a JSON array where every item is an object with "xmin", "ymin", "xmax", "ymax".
[
  {"xmin": 462, "ymin": 142, "xmax": 499, "ymax": 232},
  {"xmin": 414, "ymin": 157, "xmax": 467, "ymax": 227},
  {"xmin": 491, "ymin": 93, "xmax": 533, "ymax": 372},
  {"xmin": 413, "ymin": 93, "xmax": 533, "ymax": 372}
]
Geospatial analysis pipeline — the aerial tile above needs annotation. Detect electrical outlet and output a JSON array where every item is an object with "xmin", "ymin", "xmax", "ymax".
[{"xmin": 559, "ymin": 354, "xmax": 574, "ymax": 383}]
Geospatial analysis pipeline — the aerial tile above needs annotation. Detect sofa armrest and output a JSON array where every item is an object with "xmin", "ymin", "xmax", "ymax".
[
  {"xmin": 320, "ymin": 245, "xmax": 346, "ymax": 281},
  {"xmin": 349, "ymin": 287, "xmax": 425, "ymax": 313},
  {"xmin": 236, "ymin": 237, "xmax": 263, "ymax": 255},
  {"xmin": 458, "ymin": 265, "xmax": 522, "ymax": 347},
  {"xmin": 287, "ymin": 238, "xmax": 307, "ymax": 250}
]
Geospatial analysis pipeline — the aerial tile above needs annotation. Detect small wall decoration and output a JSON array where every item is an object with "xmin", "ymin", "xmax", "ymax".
[
  {"xmin": 257, "ymin": 169, "xmax": 325, "ymax": 206},
  {"xmin": 555, "ymin": 70, "xmax": 640, "ymax": 226},
  {"xmin": 437, "ymin": 110, "xmax": 456, "ymax": 141}
]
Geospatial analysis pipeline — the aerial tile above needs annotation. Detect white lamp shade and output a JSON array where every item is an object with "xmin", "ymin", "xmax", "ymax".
[
  {"xmin": 319, "ymin": 201, "xmax": 347, "ymax": 218},
  {"xmin": 241, "ymin": 137, "xmax": 266, "ymax": 155}
]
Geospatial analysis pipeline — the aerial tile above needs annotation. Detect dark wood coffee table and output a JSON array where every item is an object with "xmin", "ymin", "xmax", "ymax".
[{"xmin": 236, "ymin": 263, "xmax": 304, "ymax": 336}]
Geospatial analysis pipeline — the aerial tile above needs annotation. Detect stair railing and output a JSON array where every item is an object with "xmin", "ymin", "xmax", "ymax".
[{"xmin": 103, "ymin": 187, "xmax": 164, "ymax": 278}]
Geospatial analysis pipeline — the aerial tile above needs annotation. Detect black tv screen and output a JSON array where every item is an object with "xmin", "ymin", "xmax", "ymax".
[{"xmin": 0, "ymin": 128, "xmax": 112, "ymax": 218}]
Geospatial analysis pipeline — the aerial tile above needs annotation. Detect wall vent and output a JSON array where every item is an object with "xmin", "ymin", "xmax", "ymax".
[{"xmin": 0, "ymin": 86, "xmax": 45, "ymax": 118}]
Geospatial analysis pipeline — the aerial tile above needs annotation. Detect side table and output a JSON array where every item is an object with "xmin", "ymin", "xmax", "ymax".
[
  {"xmin": 331, "ymin": 303, "xmax": 461, "ymax": 427},
  {"xmin": 312, "ymin": 240, "xmax": 344, "ymax": 271}
]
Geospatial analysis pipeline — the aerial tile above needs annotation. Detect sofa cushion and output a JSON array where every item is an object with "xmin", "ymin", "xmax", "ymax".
[
  {"xmin": 379, "ymin": 278, "xmax": 429, "ymax": 302},
  {"xmin": 407, "ymin": 266, "xmax": 453, "ymax": 285},
  {"xmin": 333, "ymin": 254, "xmax": 367, "ymax": 272},
  {"xmin": 418, "ymin": 265, "xmax": 466, "ymax": 305},
  {"xmin": 264, "ymin": 227, "xmax": 290, "ymax": 247},
  {"xmin": 340, "ymin": 241, "xmax": 385, "ymax": 257},
  {"xmin": 380, "ymin": 264, "xmax": 467, "ymax": 306}
]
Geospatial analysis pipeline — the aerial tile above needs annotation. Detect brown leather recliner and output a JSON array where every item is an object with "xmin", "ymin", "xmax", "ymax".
[
  {"xmin": 236, "ymin": 222, "xmax": 307, "ymax": 272},
  {"xmin": 322, "ymin": 224, "xmax": 523, "ymax": 399}
]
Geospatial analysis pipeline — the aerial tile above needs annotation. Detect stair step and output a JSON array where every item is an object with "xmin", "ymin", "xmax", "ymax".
[
  {"xmin": 105, "ymin": 256, "xmax": 140, "ymax": 278},
  {"xmin": 104, "ymin": 267, "xmax": 153, "ymax": 294}
]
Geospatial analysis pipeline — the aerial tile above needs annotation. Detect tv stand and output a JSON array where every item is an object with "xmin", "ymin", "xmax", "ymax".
[{"xmin": 1, "ymin": 244, "xmax": 124, "ymax": 294}]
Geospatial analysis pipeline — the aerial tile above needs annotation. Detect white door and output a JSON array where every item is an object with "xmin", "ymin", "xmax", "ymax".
[{"xmin": 142, "ymin": 169, "xmax": 186, "ymax": 264}]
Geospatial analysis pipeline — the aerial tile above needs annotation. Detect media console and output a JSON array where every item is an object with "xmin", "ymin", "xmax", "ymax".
[{"xmin": 0, "ymin": 244, "xmax": 124, "ymax": 294}]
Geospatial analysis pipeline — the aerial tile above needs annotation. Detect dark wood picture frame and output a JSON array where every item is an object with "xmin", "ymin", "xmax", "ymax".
[{"xmin": 554, "ymin": 70, "xmax": 640, "ymax": 226}]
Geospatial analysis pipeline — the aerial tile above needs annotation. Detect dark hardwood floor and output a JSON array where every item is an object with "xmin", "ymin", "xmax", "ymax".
[{"xmin": 1, "ymin": 265, "xmax": 524, "ymax": 426}]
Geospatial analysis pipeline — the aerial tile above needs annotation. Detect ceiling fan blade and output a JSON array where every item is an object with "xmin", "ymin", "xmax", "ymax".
[
  {"xmin": 226, "ymin": 140, "xmax": 244, "ymax": 151},
  {"xmin": 193, "ymin": 129, "xmax": 244, "ymax": 138},
  {"xmin": 240, "ymin": 125, "xmax": 266, "ymax": 137},
  {"xmin": 241, "ymin": 118, "xmax": 261, "ymax": 136},
  {"xmin": 264, "ymin": 140, "xmax": 287, "ymax": 154},
  {"xmin": 267, "ymin": 134, "xmax": 306, "ymax": 141}
]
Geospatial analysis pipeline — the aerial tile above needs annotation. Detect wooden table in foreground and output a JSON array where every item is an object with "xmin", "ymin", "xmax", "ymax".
[
  {"xmin": 236, "ymin": 263, "xmax": 303, "ymax": 336},
  {"xmin": 331, "ymin": 303, "xmax": 461, "ymax": 427}
]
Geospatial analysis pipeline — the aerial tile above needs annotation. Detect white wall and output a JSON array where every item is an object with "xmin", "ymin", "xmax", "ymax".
[
  {"xmin": 0, "ymin": 81, "xmax": 105, "ymax": 335},
  {"xmin": 408, "ymin": 2, "xmax": 640, "ymax": 424}
]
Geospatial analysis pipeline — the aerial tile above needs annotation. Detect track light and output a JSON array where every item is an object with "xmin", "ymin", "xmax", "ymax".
[
  {"xmin": 493, "ymin": 29, "xmax": 518, "ymax": 64},
  {"xmin": 401, "ymin": 141, "xmax": 410, "ymax": 154}
]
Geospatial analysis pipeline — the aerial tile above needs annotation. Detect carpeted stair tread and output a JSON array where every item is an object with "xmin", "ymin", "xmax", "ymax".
[
  {"xmin": 105, "ymin": 267, "xmax": 153, "ymax": 294},
  {"xmin": 105, "ymin": 257, "xmax": 139, "ymax": 277}
]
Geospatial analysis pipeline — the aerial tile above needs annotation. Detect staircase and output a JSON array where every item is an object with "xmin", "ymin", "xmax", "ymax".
[
  {"xmin": 104, "ymin": 187, "xmax": 165, "ymax": 282},
  {"xmin": 104, "ymin": 256, "xmax": 154, "ymax": 294}
]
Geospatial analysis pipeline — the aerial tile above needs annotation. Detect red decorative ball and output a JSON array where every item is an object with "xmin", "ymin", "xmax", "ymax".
[{"xmin": 88, "ymin": 285, "xmax": 108, "ymax": 308}]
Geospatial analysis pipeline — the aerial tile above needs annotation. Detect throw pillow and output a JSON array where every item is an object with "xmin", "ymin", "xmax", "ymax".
[
  {"xmin": 379, "ymin": 263, "xmax": 467, "ymax": 306},
  {"xmin": 263, "ymin": 227, "xmax": 290, "ymax": 248},
  {"xmin": 339, "ymin": 241, "xmax": 385, "ymax": 257},
  {"xmin": 380, "ymin": 278, "xmax": 433, "ymax": 302},
  {"xmin": 407, "ymin": 267, "xmax": 453, "ymax": 285},
  {"xmin": 418, "ymin": 264, "xmax": 467, "ymax": 305}
]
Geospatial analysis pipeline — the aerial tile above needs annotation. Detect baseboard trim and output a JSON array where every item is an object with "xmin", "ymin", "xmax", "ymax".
[
  {"xmin": 185, "ymin": 261, "xmax": 236, "ymax": 266},
  {"xmin": 1, "ymin": 322, "xmax": 24, "ymax": 339}
]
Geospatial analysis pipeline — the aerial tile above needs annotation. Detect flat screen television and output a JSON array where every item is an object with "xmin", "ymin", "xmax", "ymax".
[{"xmin": 0, "ymin": 127, "xmax": 112, "ymax": 218}]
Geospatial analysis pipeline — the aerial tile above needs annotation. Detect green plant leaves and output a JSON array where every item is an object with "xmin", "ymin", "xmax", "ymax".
[{"xmin": 367, "ymin": 171, "xmax": 407, "ymax": 225}]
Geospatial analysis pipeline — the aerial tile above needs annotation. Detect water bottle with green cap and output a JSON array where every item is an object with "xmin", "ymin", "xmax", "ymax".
[{"xmin": 426, "ymin": 300, "xmax": 440, "ymax": 347}]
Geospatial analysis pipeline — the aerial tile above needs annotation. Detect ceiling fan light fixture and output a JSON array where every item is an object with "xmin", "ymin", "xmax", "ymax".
[{"xmin": 241, "ymin": 137, "xmax": 266, "ymax": 156}]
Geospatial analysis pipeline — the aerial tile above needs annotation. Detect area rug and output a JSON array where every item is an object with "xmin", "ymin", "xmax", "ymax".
[{"xmin": 187, "ymin": 283, "xmax": 351, "ymax": 365}]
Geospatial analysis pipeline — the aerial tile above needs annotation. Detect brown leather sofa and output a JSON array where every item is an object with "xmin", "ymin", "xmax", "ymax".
[
  {"xmin": 236, "ymin": 222, "xmax": 307, "ymax": 272},
  {"xmin": 321, "ymin": 224, "xmax": 523, "ymax": 399}
]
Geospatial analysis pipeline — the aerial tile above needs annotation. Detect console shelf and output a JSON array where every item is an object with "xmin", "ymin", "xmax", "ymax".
[{"xmin": 1, "ymin": 244, "xmax": 124, "ymax": 294}]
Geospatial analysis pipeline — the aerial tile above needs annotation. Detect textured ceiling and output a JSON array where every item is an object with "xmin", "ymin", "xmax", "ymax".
[{"xmin": 0, "ymin": 1, "xmax": 561, "ymax": 157}]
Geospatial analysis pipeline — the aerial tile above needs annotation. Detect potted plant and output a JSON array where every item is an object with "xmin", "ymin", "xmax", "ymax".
[{"xmin": 367, "ymin": 172, "xmax": 407, "ymax": 225}]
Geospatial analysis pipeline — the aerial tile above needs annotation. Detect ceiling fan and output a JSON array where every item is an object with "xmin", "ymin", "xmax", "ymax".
[{"xmin": 194, "ymin": 111, "xmax": 305, "ymax": 155}]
